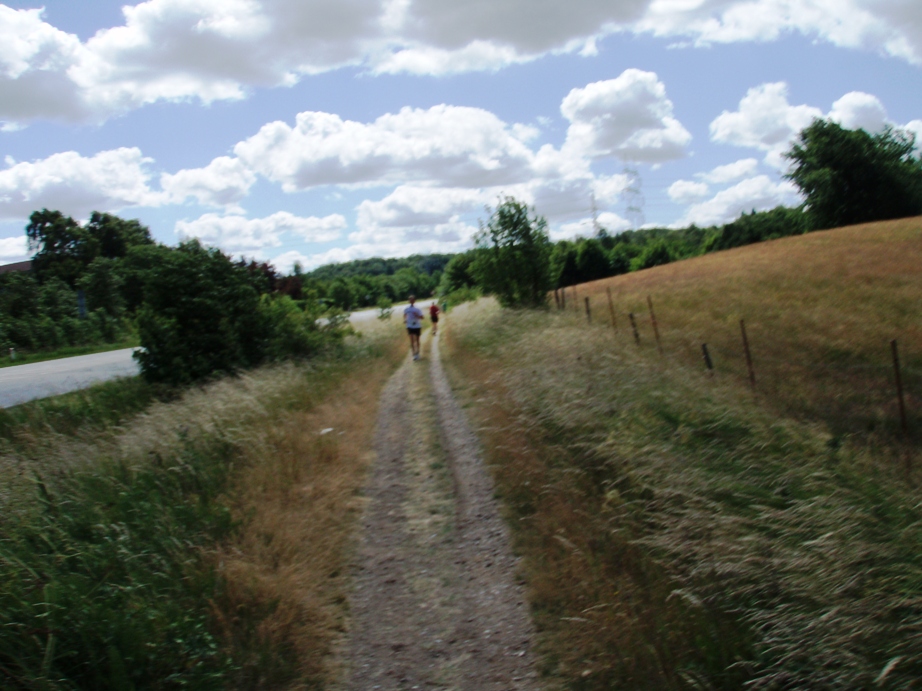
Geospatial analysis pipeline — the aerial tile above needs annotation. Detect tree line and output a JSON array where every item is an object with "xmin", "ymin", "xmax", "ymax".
[
  {"xmin": 451, "ymin": 118, "xmax": 922, "ymax": 307},
  {"xmin": 0, "ymin": 210, "xmax": 355, "ymax": 385}
]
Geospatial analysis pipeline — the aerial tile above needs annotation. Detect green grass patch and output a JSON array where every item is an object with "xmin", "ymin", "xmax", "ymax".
[{"xmin": 0, "ymin": 437, "xmax": 237, "ymax": 688}]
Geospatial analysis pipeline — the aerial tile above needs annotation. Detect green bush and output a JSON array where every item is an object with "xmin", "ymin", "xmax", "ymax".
[
  {"xmin": 135, "ymin": 241, "xmax": 268, "ymax": 385},
  {"xmin": 260, "ymin": 294, "xmax": 347, "ymax": 360},
  {"xmin": 631, "ymin": 239, "xmax": 674, "ymax": 271}
]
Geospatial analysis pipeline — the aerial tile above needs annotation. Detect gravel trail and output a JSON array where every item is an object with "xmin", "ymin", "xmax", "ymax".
[{"xmin": 343, "ymin": 332, "xmax": 539, "ymax": 690}]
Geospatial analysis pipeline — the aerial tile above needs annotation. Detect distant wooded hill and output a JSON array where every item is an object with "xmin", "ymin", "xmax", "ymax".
[{"xmin": 305, "ymin": 254, "xmax": 454, "ymax": 280}]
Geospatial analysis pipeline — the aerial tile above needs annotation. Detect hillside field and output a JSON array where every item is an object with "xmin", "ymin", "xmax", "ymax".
[{"xmin": 575, "ymin": 216, "xmax": 922, "ymax": 441}]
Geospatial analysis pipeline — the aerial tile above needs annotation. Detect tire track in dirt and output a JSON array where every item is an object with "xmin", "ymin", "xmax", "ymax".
[{"xmin": 343, "ymin": 333, "xmax": 539, "ymax": 690}]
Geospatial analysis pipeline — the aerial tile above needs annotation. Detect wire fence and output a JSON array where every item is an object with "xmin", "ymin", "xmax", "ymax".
[{"xmin": 554, "ymin": 285, "xmax": 922, "ymax": 445}]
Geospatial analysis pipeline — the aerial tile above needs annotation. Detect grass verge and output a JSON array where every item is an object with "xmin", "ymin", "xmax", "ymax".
[
  {"xmin": 0, "ymin": 320, "xmax": 406, "ymax": 688},
  {"xmin": 442, "ymin": 299, "xmax": 922, "ymax": 689}
]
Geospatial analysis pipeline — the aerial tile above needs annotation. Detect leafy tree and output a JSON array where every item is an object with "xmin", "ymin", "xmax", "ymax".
[
  {"xmin": 77, "ymin": 257, "xmax": 125, "ymax": 318},
  {"xmin": 389, "ymin": 267, "xmax": 433, "ymax": 300},
  {"xmin": 306, "ymin": 253, "xmax": 452, "ymax": 281},
  {"xmin": 26, "ymin": 210, "xmax": 92, "ymax": 287},
  {"xmin": 785, "ymin": 120, "xmax": 922, "ymax": 230},
  {"xmin": 438, "ymin": 252, "xmax": 477, "ymax": 294},
  {"xmin": 608, "ymin": 244, "xmax": 634, "ymax": 275},
  {"xmin": 84, "ymin": 211, "xmax": 154, "ymax": 259},
  {"xmin": 27, "ymin": 209, "xmax": 154, "ymax": 287},
  {"xmin": 576, "ymin": 239, "xmax": 610, "ymax": 283},
  {"xmin": 237, "ymin": 259, "xmax": 279, "ymax": 295},
  {"xmin": 0, "ymin": 271, "xmax": 40, "ymax": 320},
  {"xmin": 135, "ymin": 241, "xmax": 268, "ymax": 384},
  {"xmin": 471, "ymin": 197, "xmax": 553, "ymax": 308},
  {"xmin": 553, "ymin": 243, "xmax": 580, "ymax": 288},
  {"xmin": 120, "ymin": 244, "xmax": 175, "ymax": 313},
  {"xmin": 38, "ymin": 277, "xmax": 78, "ymax": 323},
  {"xmin": 328, "ymin": 278, "xmax": 355, "ymax": 310},
  {"xmin": 631, "ymin": 239, "xmax": 674, "ymax": 271},
  {"xmin": 704, "ymin": 206, "xmax": 809, "ymax": 253}
]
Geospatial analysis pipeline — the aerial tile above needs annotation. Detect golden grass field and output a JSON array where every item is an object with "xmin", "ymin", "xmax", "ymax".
[
  {"xmin": 573, "ymin": 216, "xmax": 922, "ymax": 440},
  {"xmin": 441, "ymin": 217, "xmax": 922, "ymax": 689}
]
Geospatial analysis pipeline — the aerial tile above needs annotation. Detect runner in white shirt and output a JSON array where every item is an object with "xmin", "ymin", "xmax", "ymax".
[{"xmin": 403, "ymin": 295, "xmax": 424, "ymax": 361}]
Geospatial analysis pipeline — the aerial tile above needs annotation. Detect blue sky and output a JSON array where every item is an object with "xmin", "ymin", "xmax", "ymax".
[{"xmin": 1, "ymin": 0, "xmax": 920, "ymax": 271}]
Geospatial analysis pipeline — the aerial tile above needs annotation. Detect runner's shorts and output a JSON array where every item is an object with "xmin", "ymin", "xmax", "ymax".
[{"xmin": 407, "ymin": 327, "xmax": 421, "ymax": 336}]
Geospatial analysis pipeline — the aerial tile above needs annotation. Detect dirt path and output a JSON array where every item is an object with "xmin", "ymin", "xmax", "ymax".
[{"xmin": 341, "ymin": 332, "xmax": 540, "ymax": 690}]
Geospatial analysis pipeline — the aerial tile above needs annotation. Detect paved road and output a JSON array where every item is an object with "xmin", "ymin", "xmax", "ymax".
[
  {"xmin": 0, "ymin": 301, "xmax": 442, "ymax": 408},
  {"xmin": 0, "ymin": 348, "xmax": 140, "ymax": 408}
]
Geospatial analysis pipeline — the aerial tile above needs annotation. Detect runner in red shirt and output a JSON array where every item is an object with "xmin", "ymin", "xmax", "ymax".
[{"xmin": 429, "ymin": 302, "xmax": 440, "ymax": 336}]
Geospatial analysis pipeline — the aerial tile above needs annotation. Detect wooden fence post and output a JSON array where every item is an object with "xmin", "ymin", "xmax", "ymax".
[
  {"xmin": 629, "ymin": 313, "xmax": 640, "ymax": 345},
  {"xmin": 554, "ymin": 289, "xmax": 560, "ymax": 310},
  {"xmin": 584, "ymin": 297, "xmax": 592, "ymax": 323},
  {"xmin": 606, "ymin": 287, "xmax": 617, "ymax": 330},
  {"xmin": 647, "ymin": 296, "xmax": 663, "ymax": 356},
  {"xmin": 892, "ymin": 339, "xmax": 909, "ymax": 435},
  {"xmin": 701, "ymin": 343, "xmax": 714, "ymax": 373},
  {"xmin": 740, "ymin": 319, "xmax": 756, "ymax": 389}
]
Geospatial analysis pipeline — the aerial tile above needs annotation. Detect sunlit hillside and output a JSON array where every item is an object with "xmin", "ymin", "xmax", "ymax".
[{"xmin": 572, "ymin": 216, "xmax": 922, "ymax": 439}]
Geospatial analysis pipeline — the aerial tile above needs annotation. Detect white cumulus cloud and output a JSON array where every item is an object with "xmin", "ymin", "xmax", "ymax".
[
  {"xmin": 0, "ymin": 6, "xmax": 91, "ymax": 126},
  {"xmin": 0, "ymin": 235, "xmax": 28, "ymax": 262},
  {"xmin": 907, "ymin": 120, "xmax": 922, "ymax": 148},
  {"xmin": 356, "ymin": 185, "xmax": 487, "ymax": 230},
  {"xmin": 711, "ymin": 83, "xmax": 922, "ymax": 167},
  {"xmin": 675, "ymin": 175, "xmax": 801, "ymax": 227},
  {"xmin": 700, "ymin": 158, "xmax": 760, "ymax": 183},
  {"xmin": 176, "ymin": 211, "xmax": 346, "ymax": 256},
  {"xmin": 668, "ymin": 179, "xmax": 710, "ymax": 204},
  {"xmin": 2, "ymin": 1, "xmax": 922, "ymax": 127},
  {"xmin": 161, "ymin": 156, "xmax": 257, "ymax": 208},
  {"xmin": 0, "ymin": 148, "xmax": 163, "ymax": 220},
  {"xmin": 233, "ymin": 105, "xmax": 539, "ymax": 191},
  {"xmin": 710, "ymin": 82, "xmax": 822, "ymax": 168},
  {"xmin": 636, "ymin": 0, "xmax": 922, "ymax": 65},
  {"xmin": 561, "ymin": 70, "xmax": 692, "ymax": 163},
  {"xmin": 827, "ymin": 91, "xmax": 888, "ymax": 132}
]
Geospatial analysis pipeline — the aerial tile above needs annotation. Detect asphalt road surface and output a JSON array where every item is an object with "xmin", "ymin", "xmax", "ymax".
[
  {"xmin": 0, "ymin": 348, "xmax": 140, "ymax": 409},
  {"xmin": 0, "ymin": 301, "xmax": 442, "ymax": 408}
]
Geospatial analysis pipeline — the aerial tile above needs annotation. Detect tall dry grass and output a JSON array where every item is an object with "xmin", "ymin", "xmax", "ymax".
[
  {"xmin": 0, "ymin": 319, "xmax": 407, "ymax": 688},
  {"xmin": 442, "ymin": 297, "xmax": 922, "ymax": 689},
  {"xmin": 574, "ymin": 217, "xmax": 922, "ymax": 441}
]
